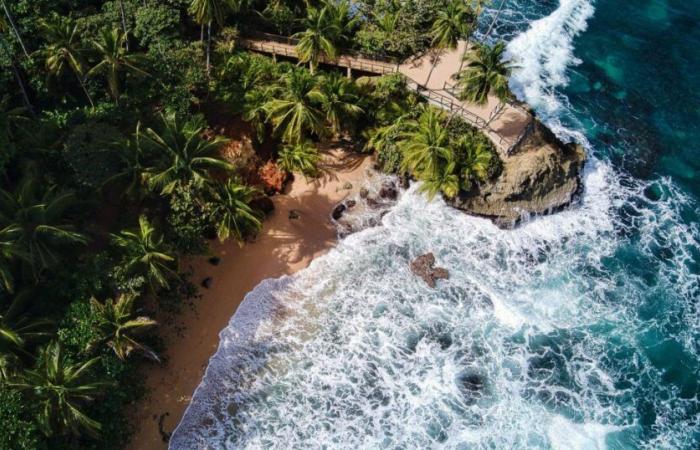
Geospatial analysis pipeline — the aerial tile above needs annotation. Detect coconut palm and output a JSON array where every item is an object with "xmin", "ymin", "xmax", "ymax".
[
  {"xmin": 419, "ymin": 160, "xmax": 460, "ymax": 200},
  {"xmin": 399, "ymin": 108, "xmax": 453, "ymax": 179},
  {"xmin": 139, "ymin": 113, "xmax": 233, "ymax": 195},
  {"xmin": 317, "ymin": 72, "xmax": 363, "ymax": 136},
  {"xmin": 189, "ymin": 0, "xmax": 235, "ymax": 73},
  {"xmin": 0, "ymin": 175, "xmax": 88, "ymax": 280},
  {"xmin": 10, "ymin": 341, "xmax": 110, "ymax": 437},
  {"xmin": 208, "ymin": 179, "xmax": 262, "ymax": 243},
  {"xmin": 0, "ymin": 289, "xmax": 53, "ymax": 380},
  {"xmin": 112, "ymin": 215, "xmax": 177, "ymax": 291},
  {"xmin": 87, "ymin": 28, "xmax": 148, "ymax": 102},
  {"xmin": 243, "ymin": 86, "xmax": 275, "ymax": 143},
  {"xmin": 454, "ymin": 41, "xmax": 516, "ymax": 105},
  {"xmin": 457, "ymin": 137, "xmax": 493, "ymax": 189},
  {"xmin": 323, "ymin": 0, "xmax": 359, "ymax": 49},
  {"xmin": 264, "ymin": 69, "xmax": 325, "ymax": 144},
  {"xmin": 0, "ymin": 227, "xmax": 16, "ymax": 293},
  {"xmin": 103, "ymin": 130, "xmax": 146, "ymax": 201},
  {"xmin": 430, "ymin": 0, "xmax": 474, "ymax": 50},
  {"xmin": 277, "ymin": 140, "xmax": 321, "ymax": 177},
  {"xmin": 38, "ymin": 16, "xmax": 93, "ymax": 107},
  {"xmin": 90, "ymin": 294, "xmax": 158, "ymax": 361},
  {"xmin": 293, "ymin": 6, "xmax": 339, "ymax": 74}
]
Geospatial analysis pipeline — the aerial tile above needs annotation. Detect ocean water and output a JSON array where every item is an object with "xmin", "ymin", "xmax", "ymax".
[{"xmin": 171, "ymin": 1, "xmax": 699, "ymax": 448}]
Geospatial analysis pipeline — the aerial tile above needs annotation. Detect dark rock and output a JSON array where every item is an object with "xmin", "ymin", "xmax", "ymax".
[
  {"xmin": 345, "ymin": 199, "xmax": 357, "ymax": 208},
  {"xmin": 288, "ymin": 209, "xmax": 301, "ymax": 220},
  {"xmin": 250, "ymin": 196, "xmax": 275, "ymax": 216},
  {"xmin": 331, "ymin": 203, "xmax": 346, "ymax": 220},
  {"xmin": 399, "ymin": 174, "xmax": 411, "ymax": 190},
  {"xmin": 366, "ymin": 197, "xmax": 379, "ymax": 208},
  {"xmin": 208, "ymin": 257, "xmax": 221, "ymax": 266},
  {"xmin": 342, "ymin": 181, "xmax": 353, "ymax": 190},
  {"xmin": 410, "ymin": 253, "xmax": 449, "ymax": 288},
  {"xmin": 359, "ymin": 187, "xmax": 369, "ymax": 198},
  {"xmin": 378, "ymin": 180, "xmax": 398, "ymax": 200},
  {"xmin": 201, "ymin": 277, "xmax": 213, "ymax": 289}
]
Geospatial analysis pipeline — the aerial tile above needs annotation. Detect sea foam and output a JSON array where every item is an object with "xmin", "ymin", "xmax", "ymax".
[{"xmin": 170, "ymin": 1, "xmax": 700, "ymax": 447}]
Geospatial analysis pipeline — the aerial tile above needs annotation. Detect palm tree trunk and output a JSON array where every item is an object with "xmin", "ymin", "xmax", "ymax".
[
  {"xmin": 118, "ymin": 0, "xmax": 129, "ymax": 51},
  {"xmin": 10, "ymin": 60, "xmax": 34, "ymax": 116},
  {"xmin": 206, "ymin": 20, "xmax": 212, "ymax": 75},
  {"xmin": 0, "ymin": 0, "xmax": 29, "ymax": 59},
  {"xmin": 200, "ymin": 22, "xmax": 204, "ymax": 42},
  {"xmin": 0, "ymin": 33, "xmax": 33, "ymax": 116},
  {"xmin": 74, "ymin": 70, "xmax": 94, "ymax": 108},
  {"xmin": 483, "ymin": 0, "xmax": 507, "ymax": 41}
]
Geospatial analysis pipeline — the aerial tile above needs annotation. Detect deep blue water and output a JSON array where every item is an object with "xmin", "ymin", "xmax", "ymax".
[{"xmin": 172, "ymin": 2, "xmax": 699, "ymax": 448}]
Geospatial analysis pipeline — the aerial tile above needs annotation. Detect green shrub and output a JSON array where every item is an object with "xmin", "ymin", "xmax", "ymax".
[
  {"xmin": 0, "ymin": 386, "xmax": 42, "ymax": 450},
  {"xmin": 63, "ymin": 122, "xmax": 125, "ymax": 188}
]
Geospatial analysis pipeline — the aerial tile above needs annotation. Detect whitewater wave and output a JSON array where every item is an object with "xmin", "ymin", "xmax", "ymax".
[
  {"xmin": 505, "ymin": 0, "xmax": 595, "ymax": 143},
  {"xmin": 170, "ymin": 158, "xmax": 699, "ymax": 448},
  {"xmin": 170, "ymin": 1, "xmax": 700, "ymax": 448}
]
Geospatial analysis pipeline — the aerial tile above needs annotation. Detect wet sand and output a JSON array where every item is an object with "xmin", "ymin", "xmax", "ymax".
[{"xmin": 128, "ymin": 149, "xmax": 372, "ymax": 450}]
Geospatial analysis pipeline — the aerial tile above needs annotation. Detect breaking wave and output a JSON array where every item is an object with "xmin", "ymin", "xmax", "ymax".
[{"xmin": 171, "ymin": 1, "xmax": 699, "ymax": 448}]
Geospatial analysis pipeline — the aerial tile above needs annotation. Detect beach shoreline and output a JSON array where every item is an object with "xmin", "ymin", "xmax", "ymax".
[{"xmin": 127, "ymin": 149, "xmax": 373, "ymax": 450}]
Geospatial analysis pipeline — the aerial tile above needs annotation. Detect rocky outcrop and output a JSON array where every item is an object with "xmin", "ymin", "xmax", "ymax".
[
  {"xmin": 410, "ymin": 253, "xmax": 449, "ymax": 288},
  {"xmin": 448, "ymin": 120, "xmax": 586, "ymax": 228}
]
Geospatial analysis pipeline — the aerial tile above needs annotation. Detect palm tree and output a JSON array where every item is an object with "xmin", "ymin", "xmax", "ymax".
[
  {"xmin": 431, "ymin": 0, "xmax": 474, "ymax": 50},
  {"xmin": 277, "ymin": 140, "xmax": 321, "ymax": 178},
  {"xmin": 454, "ymin": 41, "xmax": 516, "ymax": 105},
  {"xmin": 425, "ymin": 0, "xmax": 475, "ymax": 86},
  {"xmin": 243, "ymin": 86, "xmax": 275, "ymax": 143},
  {"xmin": 139, "ymin": 113, "xmax": 233, "ymax": 195},
  {"xmin": 189, "ymin": 0, "xmax": 229, "ymax": 74},
  {"xmin": 10, "ymin": 341, "xmax": 110, "ymax": 437},
  {"xmin": 112, "ymin": 215, "xmax": 177, "ymax": 290},
  {"xmin": 293, "ymin": 6, "xmax": 339, "ymax": 74},
  {"xmin": 90, "ymin": 294, "xmax": 158, "ymax": 361},
  {"xmin": 457, "ymin": 137, "xmax": 493, "ymax": 189},
  {"xmin": 0, "ymin": 289, "xmax": 53, "ymax": 380},
  {"xmin": 0, "ymin": 226, "xmax": 17, "ymax": 293},
  {"xmin": 38, "ymin": 16, "xmax": 94, "ymax": 107},
  {"xmin": 264, "ymin": 70, "xmax": 325, "ymax": 144},
  {"xmin": 419, "ymin": 160, "xmax": 460, "ymax": 200},
  {"xmin": 323, "ymin": 0, "xmax": 359, "ymax": 49},
  {"xmin": 0, "ymin": 175, "xmax": 88, "ymax": 280},
  {"xmin": 208, "ymin": 179, "xmax": 262, "ymax": 243},
  {"xmin": 103, "ymin": 130, "xmax": 146, "ymax": 201},
  {"xmin": 87, "ymin": 28, "xmax": 148, "ymax": 102},
  {"xmin": 399, "ymin": 108, "xmax": 453, "ymax": 179},
  {"xmin": 317, "ymin": 72, "xmax": 363, "ymax": 136}
]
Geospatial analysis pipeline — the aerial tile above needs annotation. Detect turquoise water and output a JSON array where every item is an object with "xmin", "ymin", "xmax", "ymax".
[{"xmin": 171, "ymin": 2, "xmax": 699, "ymax": 448}]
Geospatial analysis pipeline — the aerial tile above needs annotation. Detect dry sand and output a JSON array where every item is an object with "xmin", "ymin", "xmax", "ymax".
[{"xmin": 128, "ymin": 149, "xmax": 372, "ymax": 450}]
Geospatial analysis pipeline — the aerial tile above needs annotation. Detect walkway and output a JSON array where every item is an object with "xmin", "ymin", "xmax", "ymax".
[{"xmin": 240, "ymin": 34, "xmax": 533, "ymax": 156}]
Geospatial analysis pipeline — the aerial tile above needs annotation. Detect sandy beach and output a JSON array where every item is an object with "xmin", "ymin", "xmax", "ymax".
[{"xmin": 127, "ymin": 149, "xmax": 373, "ymax": 450}]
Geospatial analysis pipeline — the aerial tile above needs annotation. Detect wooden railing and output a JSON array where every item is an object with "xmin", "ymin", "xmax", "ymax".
[
  {"xmin": 242, "ymin": 39, "xmax": 397, "ymax": 75},
  {"xmin": 241, "ymin": 32, "xmax": 533, "ymax": 155}
]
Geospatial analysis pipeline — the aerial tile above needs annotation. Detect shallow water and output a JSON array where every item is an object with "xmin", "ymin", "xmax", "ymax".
[{"xmin": 172, "ymin": 1, "xmax": 699, "ymax": 448}]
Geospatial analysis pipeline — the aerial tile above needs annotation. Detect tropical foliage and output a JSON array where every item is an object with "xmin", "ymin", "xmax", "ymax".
[
  {"xmin": 0, "ymin": 0, "xmax": 498, "ymax": 447},
  {"xmin": 454, "ymin": 41, "xmax": 517, "ymax": 104}
]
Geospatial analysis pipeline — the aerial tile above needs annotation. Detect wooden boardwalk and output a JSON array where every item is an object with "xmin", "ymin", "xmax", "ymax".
[{"xmin": 240, "ymin": 34, "xmax": 533, "ymax": 156}]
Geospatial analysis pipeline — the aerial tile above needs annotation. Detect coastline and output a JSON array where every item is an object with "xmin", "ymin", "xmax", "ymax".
[{"xmin": 127, "ymin": 149, "xmax": 373, "ymax": 450}]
